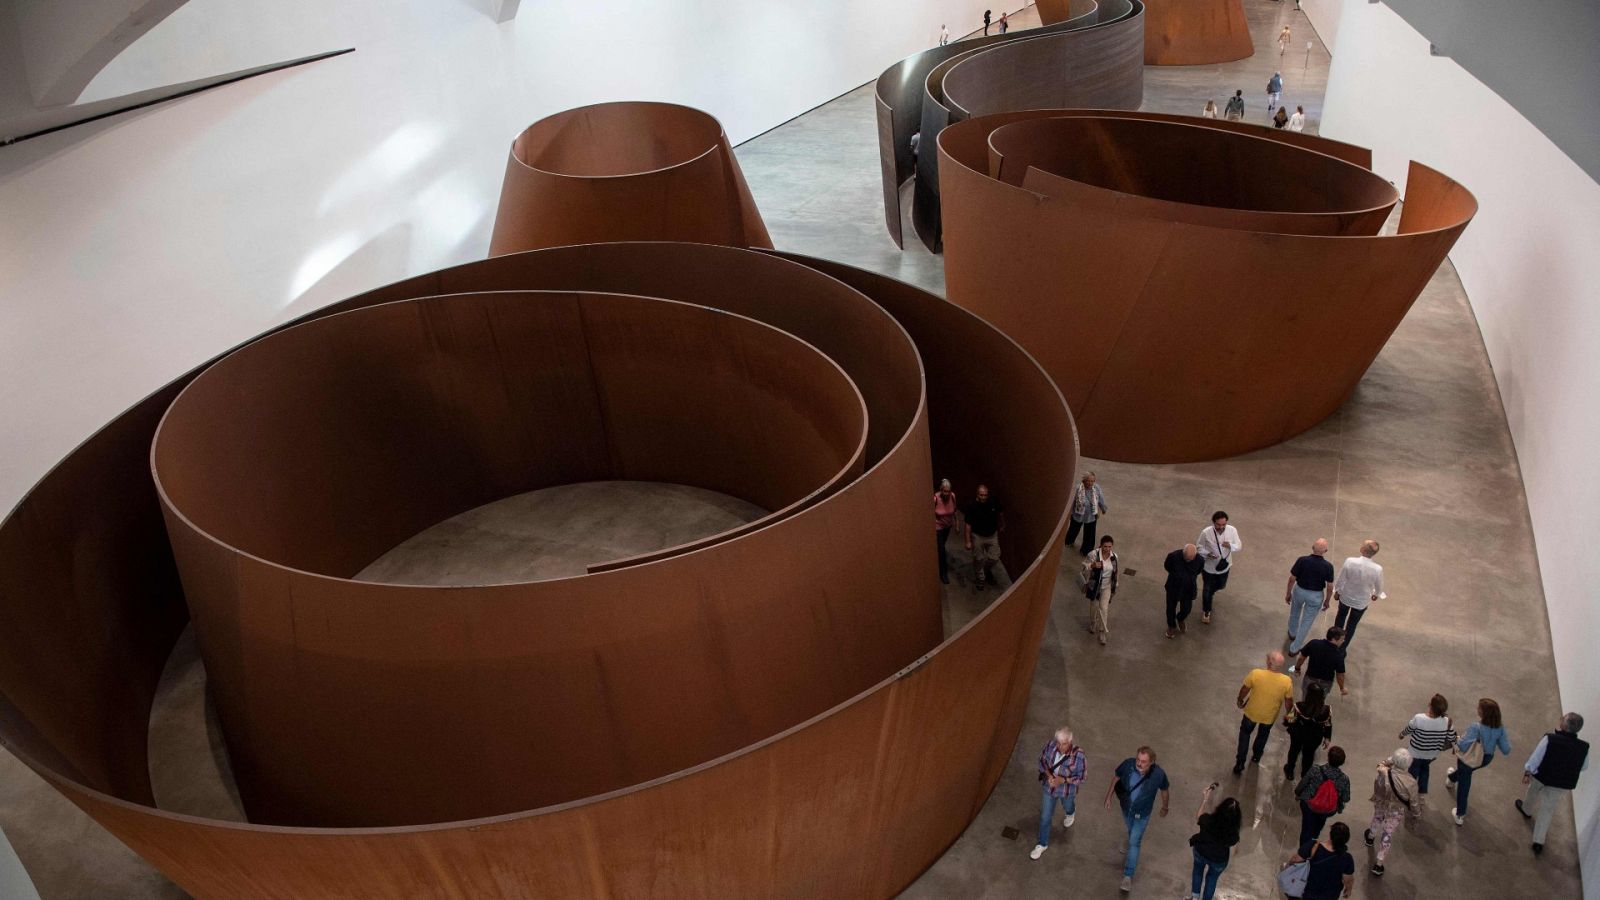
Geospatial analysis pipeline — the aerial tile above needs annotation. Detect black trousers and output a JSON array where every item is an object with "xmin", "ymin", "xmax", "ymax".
[
  {"xmin": 1236, "ymin": 716, "xmax": 1271, "ymax": 767},
  {"xmin": 1165, "ymin": 587, "xmax": 1194, "ymax": 628},
  {"xmin": 1333, "ymin": 603, "xmax": 1366, "ymax": 646},
  {"xmin": 1285, "ymin": 729, "xmax": 1319, "ymax": 779},
  {"xmin": 1201, "ymin": 570, "xmax": 1229, "ymax": 613},
  {"xmin": 1297, "ymin": 800, "xmax": 1330, "ymax": 848},
  {"xmin": 936, "ymin": 527, "xmax": 952, "ymax": 581},
  {"xmin": 1065, "ymin": 518, "xmax": 1097, "ymax": 553}
]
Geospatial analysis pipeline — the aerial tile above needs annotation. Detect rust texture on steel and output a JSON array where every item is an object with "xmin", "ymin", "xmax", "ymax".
[
  {"xmin": 487, "ymin": 101, "xmax": 771, "ymax": 254},
  {"xmin": 0, "ymin": 241, "xmax": 1077, "ymax": 897},
  {"xmin": 1140, "ymin": 0, "xmax": 1253, "ymax": 65},
  {"xmin": 873, "ymin": 0, "xmax": 1141, "ymax": 250},
  {"xmin": 939, "ymin": 109, "xmax": 1476, "ymax": 463}
]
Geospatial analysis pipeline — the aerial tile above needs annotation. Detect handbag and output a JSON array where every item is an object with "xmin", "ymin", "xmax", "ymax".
[
  {"xmin": 1459, "ymin": 737, "xmax": 1486, "ymax": 768},
  {"xmin": 1277, "ymin": 859, "xmax": 1310, "ymax": 897}
]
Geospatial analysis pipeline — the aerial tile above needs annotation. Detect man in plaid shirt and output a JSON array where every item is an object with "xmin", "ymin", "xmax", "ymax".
[{"xmin": 1031, "ymin": 726, "xmax": 1088, "ymax": 859}]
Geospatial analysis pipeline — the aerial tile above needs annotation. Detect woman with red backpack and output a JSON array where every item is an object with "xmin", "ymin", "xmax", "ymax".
[{"xmin": 1294, "ymin": 745, "xmax": 1351, "ymax": 848}]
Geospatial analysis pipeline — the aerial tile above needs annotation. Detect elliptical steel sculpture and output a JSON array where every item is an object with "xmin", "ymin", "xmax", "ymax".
[
  {"xmin": 874, "ymin": 0, "xmax": 1144, "ymax": 250},
  {"xmin": 1137, "ymin": 0, "xmax": 1253, "ymax": 65},
  {"xmin": 0, "ymin": 109, "xmax": 1077, "ymax": 896},
  {"xmin": 939, "ymin": 110, "xmax": 1477, "ymax": 463}
]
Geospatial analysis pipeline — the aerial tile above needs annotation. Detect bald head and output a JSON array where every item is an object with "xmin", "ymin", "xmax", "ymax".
[
  {"xmin": 1311, "ymin": 538, "xmax": 1329, "ymax": 555},
  {"xmin": 1182, "ymin": 543, "xmax": 1197, "ymax": 561},
  {"xmin": 1361, "ymin": 539, "xmax": 1380, "ymax": 558},
  {"xmin": 1266, "ymin": 650, "xmax": 1285, "ymax": 670}
]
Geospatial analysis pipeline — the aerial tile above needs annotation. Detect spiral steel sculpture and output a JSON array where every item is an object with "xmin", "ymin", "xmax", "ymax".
[
  {"xmin": 0, "ymin": 236, "xmax": 1076, "ymax": 897},
  {"xmin": 939, "ymin": 109, "xmax": 1477, "ymax": 463}
]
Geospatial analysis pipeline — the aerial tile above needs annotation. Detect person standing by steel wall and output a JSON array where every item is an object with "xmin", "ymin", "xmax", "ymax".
[{"xmin": 933, "ymin": 478, "xmax": 958, "ymax": 585}]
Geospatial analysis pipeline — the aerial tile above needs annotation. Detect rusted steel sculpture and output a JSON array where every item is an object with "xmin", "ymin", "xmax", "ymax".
[
  {"xmin": 939, "ymin": 110, "xmax": 1477, "ymax": 463},
  {"xmin": 488, "ymin": 101, "xmax": 771, "ymax": 254},
  {"xmin": 1140, "ymin": 0, "xmax": 1253, "ymax": 65},
  {"xmin": 0, "ymin": 241, "xmax": 1076, "ymax": 896},
  {"xmin": 874, "ymin": 0, "xmax": 1143, "ymax": 250}
]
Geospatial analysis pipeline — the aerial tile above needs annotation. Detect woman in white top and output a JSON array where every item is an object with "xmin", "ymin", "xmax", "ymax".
[
  {"xmin": 1081, "ymin": 535, "xmax": 1119, "ymax": 646},
  {"xmin": 1288, "ymin": 105, "xmax": 1306, "ymax": 132},
  {"xmin": 1398, "ymin": 693, "xmax": 1458, "ymax": 799},
  {"xmin": 1201, "ymin": 100, "xmax": 1219, "ymax": 119}
]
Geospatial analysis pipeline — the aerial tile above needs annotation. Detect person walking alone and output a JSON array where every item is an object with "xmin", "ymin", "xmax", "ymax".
[
  {"xmin": 1399, "ymin": 693, "xmax": 1456, "ymax": 800},
  {"xmin": 962, "ymin": 483, "xmax": 1005, "ymax": 590},
  {"xmin": 1103, "ymin": 746, "xmax": 1170, "ymax": 893},
  {"xmin": 1278, "ymin": 24, "xmax": 1292, "ymax": 55},
  {"xmin": 1284, "ymin": 538, "xmax": 1334, "ymax": 654},
  {"xmin": 1065, "ymin": 471, "xmax": 1108, "ymax": 555},
  {"xmin": 1284, "ymin": 683, "xmax": 1335, "ymax": 782},
  {"xmin": 1082, "ymin": 535, "xmax": 1120, "ymax": 646},
  {"xmin": 1517, "ymin": 712, "xmax": 1589, "ymax": 857},
  {"xmin": 939, "ymin": 23, "xmax": 950, "ymax": 46},
  {"xmin": 1197, "ymin": 511, "xmax": 1241, "ymax": 625},
  {"xmin": 1446, "ymin": 698, "xmax": 1510, "ymax": 826},
  {"xmin": 1031, "ymin": 726, "xmax": 1087, "ymax": 859},
  {"xmin": 1189, "ymin": 786, "xmax": 1240, "ymax": 900},
  {"xmin": 1365, "ymin": 749, "xmax": 1420, "ymax": 875},
  {"xmin": 1288, "ymin": 104, "xmax": 1306, "ymax": 131},
  {"xmin": 933, "ymin": 478, "xmax": 958, "ymax": 585},
  {"xmin": 1223, "ymin": 89, "xmax": 1245, "ymax": 121},
  {"xmin": 1332, "ymin": 539, "xmax": 1384, "ymax": 647},
  {"xmin": 1267, "ymin": 72, "xmax": 1284, "ymax": 112},
  {"xmin": 1163, "ymin": 543, "xmax": 1204, "ymax": 638},
  {"xmin": 1234, "ymin": 651, "xmax": 1294, "ymax": 775}
]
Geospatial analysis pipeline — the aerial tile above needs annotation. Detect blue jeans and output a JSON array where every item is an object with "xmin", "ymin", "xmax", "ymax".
[
  {"xmin": 1286, "ymin": 587, "xmax": 1323, "ymax": 653},
  {"xmin": 1122, "ymin": 809, "xmax": 1151, "ymax": 876},
  {"xmin": 1409, "ymin": 755, "xmax": 1435, "ymax": 794},
  {"xmin": 1448, "ymin": 755, "xmax": 1491, "ymax": 815},
  {"xmin": 1037, "ymin": 787, "xmax": 1076, "ymax": 845},
  {"xmin": 1190, "ymin": 848, "xmax": 1228, "ymax": 900}
]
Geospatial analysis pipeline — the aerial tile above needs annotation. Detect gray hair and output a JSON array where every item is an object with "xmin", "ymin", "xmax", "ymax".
[
  {"xmin": 939, "ymin": 478, "xmax": 951, "ymax": 490},
  {"xmin": 1564, "ymin": 712, "xmax": 1585, "ymax": 735},
  {"xmin": 1390, "ymin": 747, "xmax": 1413, "ymax": 769},
  {"xmin": 1054, "ymin": 726, "xmax": 1073, "ymax": 744}
]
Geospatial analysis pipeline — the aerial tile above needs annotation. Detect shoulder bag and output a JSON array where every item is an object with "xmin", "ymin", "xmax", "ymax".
[
  {"xmin": 1277, "ymin": 856, "xmax": 1310, "ymax": 898},
  {"xmin": 1459, "ymin": 733, "xmax": 1486, "ymax": 768}
]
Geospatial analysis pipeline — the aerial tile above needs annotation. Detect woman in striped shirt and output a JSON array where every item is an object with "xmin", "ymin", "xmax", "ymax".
[{"xmin": 1398, "ymin": 694, "xmax": 1457, "ymax": 798}]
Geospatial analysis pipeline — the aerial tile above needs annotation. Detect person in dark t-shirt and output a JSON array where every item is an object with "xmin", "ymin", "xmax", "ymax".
[
  {"xmin": 1295, "ymin": 627, "xmax": 1349, "ymax": 697},
  {"xmin": 962, "ymin": 484, "xmax": 1005, "ymax": 590},
  {"xmin": 1285, "ymin": 538, "xmax": 1336, "ymax": 654}
]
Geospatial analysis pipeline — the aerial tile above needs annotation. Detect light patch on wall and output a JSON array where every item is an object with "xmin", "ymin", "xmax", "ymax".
[
  {"xmin": 412, "ymin": 172, "xmax": 488, "ymax": 267},
  {"xmin": 316, "ymin": 122, "xmax": 442, "ymax": 215},
  {"xmin": 285, "ymin": 231, "xmax": 363, "ymax": 305}
]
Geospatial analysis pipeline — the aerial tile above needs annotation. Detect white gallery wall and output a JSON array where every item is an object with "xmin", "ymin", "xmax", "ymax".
[
  {"xmin": 0, "ymin": 0, "xmax": 991, "ymax": 515},
  {"xmin": 1321, "ymin": 2, "xmax": 1600, "ymax": 892}
]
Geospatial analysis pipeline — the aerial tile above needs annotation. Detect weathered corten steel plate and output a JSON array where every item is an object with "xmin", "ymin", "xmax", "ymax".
[
  {"xmin": 488, "ymin": 101, "xmax": 771, "ymax": 254},
  {"xmin": 0, "ymin": 242, "xmax": 1077, "ymax": 898},
  {"xmin": 1139, "ymin": 0, "xmax": 1253, "ymax": 65},
  {"xmin": 939, "ymin": 109, "xmax": 1477, "ymax": 463},
  {"xmin": 873, "ymin": 0, "xmax": 1142, "ymax": 251}
]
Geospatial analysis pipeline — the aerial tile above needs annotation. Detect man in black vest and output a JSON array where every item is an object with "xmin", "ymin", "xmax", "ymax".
[
  {"xmin": 1161, "ymin": 543, "xmax": 1203, "ymax": 638},
  {"xmin": 1517, "ymin": 712, "xmax": 1588, "ymax": 856}
]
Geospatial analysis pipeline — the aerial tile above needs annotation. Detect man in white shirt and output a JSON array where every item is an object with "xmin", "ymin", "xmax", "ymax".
[
  {"xmin": 1332, "ymin": 539, "xmax": 1384, "ymax": 647},
  {"xmin": 1196, "ymin": 511, "xmax": 1242, "ymax": 625},
  {"xmin": 939, "ymin": 23, "xmax": 950, "ymax": 46}
]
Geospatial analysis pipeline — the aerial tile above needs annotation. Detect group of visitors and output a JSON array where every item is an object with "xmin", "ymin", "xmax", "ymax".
[
  {"xmin": 1203, "ymin": 78, "xmax": 1304, "ymax": 131},
  {"xmin": 932, "ymin": 474, "xmax": 1590, "ymax": 894}
]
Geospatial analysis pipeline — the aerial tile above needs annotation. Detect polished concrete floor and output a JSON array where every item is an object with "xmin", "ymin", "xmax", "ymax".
[{"xmin": 0, "ymin": 1, "xmax": 1583, "ymax": 897}]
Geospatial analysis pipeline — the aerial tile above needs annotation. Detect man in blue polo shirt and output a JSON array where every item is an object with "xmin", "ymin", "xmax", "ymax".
[
  {"xmin": 1102, "ymin": 745, "xmax": 1171, "ymax": 892},
  {"xmin": 1285, "ymin": 538, "xmax": 1335, "ymax": 655}
]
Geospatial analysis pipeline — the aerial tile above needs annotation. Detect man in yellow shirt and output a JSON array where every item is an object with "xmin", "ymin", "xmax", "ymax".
[{"xmin": 1234, "ymin": 651, "xmax": 1294, "ymax": 775}]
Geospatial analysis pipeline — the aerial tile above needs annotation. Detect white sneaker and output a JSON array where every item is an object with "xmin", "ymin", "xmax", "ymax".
[
  {"xmin": 1062, "ymin": 812, "xmax": 1076, "ymax": 828},
  {"xmin": 1030, "ymin": 844, "xmax": 1047, "ymax": 860},
  {"xmin": 1119, "ymin": 875, "xmax": 1133, "ymax": 892},
  {"xmin": 1446, "ymin": 766, "xmax": 1457, "ymax": 777},
  {"xmin": 1453, "ymin": 808, "xmax": 1465, "ymax": 826}
]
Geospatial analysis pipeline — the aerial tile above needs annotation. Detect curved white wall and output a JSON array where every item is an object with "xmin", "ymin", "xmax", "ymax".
[
  {"xmin": 1320, "ymin": 2, "xmax": 1600, "ymax": 893},
  {"xmin": 0, "ymin": 0, "xmax": 984, "ymax": 514}
]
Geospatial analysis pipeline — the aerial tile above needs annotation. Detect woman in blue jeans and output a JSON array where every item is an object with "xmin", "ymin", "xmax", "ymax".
[
  {"xmin": 1446, "ymin": 697, "xmax": 1511, "ymax": 825},
  {"xmin": 1188, "ymin": 786, "xmax": 1240, "ymax": 900}
]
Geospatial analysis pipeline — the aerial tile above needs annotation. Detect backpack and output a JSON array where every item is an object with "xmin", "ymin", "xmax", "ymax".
[{"xmin": 1308, "ymin": 776, "xmax": 1339, "ymax": 814}]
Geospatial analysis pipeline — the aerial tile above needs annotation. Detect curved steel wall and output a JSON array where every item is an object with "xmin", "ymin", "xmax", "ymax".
[
  {"xmin": 0, "ymin": 242, "xmax": 1077, "ymax": 897},
  {"xmin": 939, "ymin": 110, "xmax": 1476, "ymax": 463},
  {"xmin": 1141, "ymin": 0, "xmax": 1253, "ymax": 65},
  {"xmin": 488, "ymin": 102, "xmax": 771, "ymax": 254},
  {"xmin": 873, "ymin": 0, "xmax": 1141, "ymax": 250}
]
